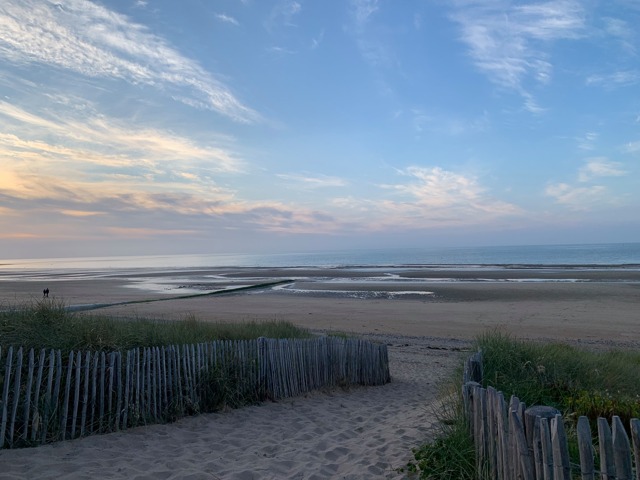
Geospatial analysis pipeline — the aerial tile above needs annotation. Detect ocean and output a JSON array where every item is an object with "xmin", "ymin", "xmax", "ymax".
[{"xmin": 1, "ymin": 243, "xmax": 640, "ymax": 271}]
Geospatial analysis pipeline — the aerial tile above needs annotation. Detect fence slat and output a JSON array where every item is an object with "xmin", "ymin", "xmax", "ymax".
[
  {"xmin": 60, "ymin": 351, "xmax": 74, "ymax": 441},
  {"xmin": 630, "ymin": 419, "xmax": 640, "ymax": 480},
  {"xmin": 577, "ymin": 416, "xmax": 595, "ymax": 480},
  {"xmin": 90, "ymin": 352, "xmax": 98, "ymax": 434},
  {"xmin": 510, "ymin": 409, "xmax": 534, "ymax": 480},
  {"xmin": 613, "ymin": 415, "xmax": 633, "ymax": 480},
  {"xmin": 0, "ymin": 346, "xmax": 14, "ymax": 449},
  {"xmin": 161, "ymin": 347, "xmax": 168, "ymax": 411},
  {"xmin": 8, "ymin": 347, "xmax": 24, "ymax": 447},
  {"xmin": 30, "ymin": 349, "xmax": 46, "ymax": 443},
  {"xmin": 115, "ymin": 352, "xmax": 123, "ymax": 431},
  {"xmin": 21, "ymin": 348, "xmax": 35, "ymax": 442},
  {"xmin": 122, "ymin": 350, "xmax": 131, "ymax": 430},
  {"xmin": 71, "ymin": 351, "xmax": 82, "ymax": 438},
  {"xmin": 41, "ymin": 350, "xmax": 55, "ymax": 444},
  {"xmin": 99, "ymin": 352, "xmax": 106, "ymax": 433},
  {"xmin": 80, "ymin": 351, "xmax": 90, "ymax": 437},
  {"xmin": 599, "ymin": 417, "xmax": 616, "ymax": 480}
]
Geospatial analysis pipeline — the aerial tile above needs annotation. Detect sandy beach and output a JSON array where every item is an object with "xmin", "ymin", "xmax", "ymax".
[{"xmin": 1, "ymin": 265, "xmax": 639, "ymax": 478}]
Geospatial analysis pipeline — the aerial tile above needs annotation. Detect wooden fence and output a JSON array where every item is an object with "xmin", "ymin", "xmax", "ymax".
[
  {"xmin": 463, "ymin": 351, "xmax": 640, "ymax": 479},
  {"xmin": 0, "ymin": 336, "xmax": 390, "ymax": 449}
]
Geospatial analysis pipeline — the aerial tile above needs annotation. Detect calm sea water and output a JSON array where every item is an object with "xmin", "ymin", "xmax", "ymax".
[{"xmin": 1, "ymin": 243, "xmax": 640, "ymax": 271}]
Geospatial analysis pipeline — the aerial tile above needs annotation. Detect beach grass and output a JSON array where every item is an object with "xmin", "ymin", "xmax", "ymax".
[
  {"xmin": 478, "ymin": 331, "xmax": 640, "ymax": 426},
  {"xmin": 410, "ymin": 331, "xmax": 640, "ymax": 479},
  {"xmin": 0, "ymin": 298, "xmax": 312, "ymax": 353},
  {"xmin": 406, "ymin": 384, "xmax": 476, "ymax": 479}
]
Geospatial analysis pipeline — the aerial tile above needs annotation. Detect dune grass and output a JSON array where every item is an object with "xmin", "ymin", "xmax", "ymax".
[
  {"xmin": 478, "ymin": 332, "xmax": 640, "ymax": 426},
  {"xmin": 409, "ymin": 331, "xmax": 640, "ymax": 479},
  {"xmin": 0, "ymin": 299, "xmax": 312, "ymax": 353}
]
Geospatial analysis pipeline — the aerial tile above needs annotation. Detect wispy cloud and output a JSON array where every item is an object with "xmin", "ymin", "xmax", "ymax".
[
  {"xmin": 351, "ymin": 0, "xmax": 379, "ymax": 27},
  {"xmin": 104, "ymin": 227, "xmax": 199, "ymax": 238},
  {"xmin": 277, "ymin": 173, "xmax": 348, "ymax": 188},
  {"xmin": 545, "ymin": 183, "xmax": 607, "ymax": 210},
  {"xmin": 450, "ymin": 0, "xmax": 585, "ymax": 111},
  {"xmin": 623, "ymin": 140, "xmax": 640, "ymax": 153},
  {"xmin": 576, "ymin": 132, "xmax": 598, "ymax": 150},
  {"xmin": 265, "ymin": 1, "xmax": 302, "ymax": 31},
  {"xmin": 387, "ymin": 166, "xmax": 509, "ymax": 207},
  {"xmin": 0, "ymin": 99, "xmax": 246, "ymax": 207},
  {"xmin": 215, "ymin": 13, "xmax": 240, "ymax": 26},
  {"xmin": 0, "ymin": 0, "xmax": 259, "ymax": 123},
  {"xmin": 266, "ymin": 46, "xmax": 296, "ymax": 55},
  {"xmin": 546, "ymin": 157, "xmax": 628, "ymax": 209},
  {"xmin": 0, "ymin": 232, "xmax": 40, "ymax": 239},
  {"xmin": 411, "ymin": 108, "xmax": 490, "ymax": 136},
  {"xmin": 586, "ymin": 70, "xmax": 640, "ymax": 88},
  {"xmin": 348, "ymin": 0, "xmax": 393, "ymax": 68},
  {"xmin": 602, "ymin": 17, "xmax": 635, "ymax": 54},
  {"xmin": 60, "ymin": 209, "xmax": 105, "ymax": 217},
  {"xmin": 311, "ymin": 29, "xmax": 325, "ymax": 49},
  {"xmin": 369, "ymin": 166, "xmax": 520, "ymax": 227},
  {"xmin": 578, "ymin": 158, "xmax": 626, "ymax": 182}
]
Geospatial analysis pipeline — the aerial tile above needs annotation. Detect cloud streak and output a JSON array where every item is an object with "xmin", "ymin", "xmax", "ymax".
[
  {"xmin": 546, "ymin": 158, "xmax": 628, "ymax": 209},
  {"xmin": 216, "ymin": 13, "xmax": 240, "ymax": 26},
  {"xmin": 0, "ymin": 99, "xmax": 246, "ymax": 211},
  {"xmin": 578, "ymin": 158, "xmax": 626, "ymax": 182},
  {"xmin": 451, "ymin": 0, "xmax": 585, "ymax": 111},
  {"xmin": 329, "ymin": 166, "xmax": 521, "ymax": 231},
  {"xmin": 0, "ymin": 0, "xmax": 259, "ymax": 122},
  {"xmin": 277, "ymin": 173, "xmax": 348, "ymax": 189}
]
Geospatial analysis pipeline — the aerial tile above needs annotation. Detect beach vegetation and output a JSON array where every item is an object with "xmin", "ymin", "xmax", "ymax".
[
  {"xmin": 0, "ymin": 299, "xmax": 312, "ymax": 353},
  {"xmin": 410, "ymin": 331, "xmax": 640, "ymax": 479},
  {"xmin": 406, "ymin": 385, "xmax": 476, "ymax": 479}
]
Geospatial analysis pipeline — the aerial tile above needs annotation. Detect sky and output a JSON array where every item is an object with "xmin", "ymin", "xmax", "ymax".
[{"xmin": 1, "ymin": 0, "xmax": 639, "ymax": 259}]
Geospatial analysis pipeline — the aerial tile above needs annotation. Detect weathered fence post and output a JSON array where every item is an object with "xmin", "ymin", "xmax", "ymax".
[
  {"xmin": 30, "ymin": 348, "xmax": 46, "ymax": 443},
  {"xmin": 630, "ymin": 418, "xmax": 640, "ymax": 480},
  {"xmin": 1, "ymin": 346, "xmax": 14, "ymax": 449},
  {"xmin": 22, "ymin": 348, "xmax": 35, "ymax": 443},
  {"xmin": 599, "ymin": 417, "xmax": 616, "ymax": 480},
  {"xmin": 8, "ymin": 347, "xmax": 23, "ymax": 447},
  {"xmin": 60, "ymin": 350, "xmax": 74, "ymax": 441},
  {"xmin": 80, "ymin": 351, "xmax": 90, "ymax": 437},
  {"xmin": 551, "ymin": 414, "xmax": 571, "ymax": 480},
  {"xmin": 510, "ymin": 408, "xmax": 534, "ymax": 480},
  {"xmin": 464, "ymin": 351, "xmax": 483, "ymax": 383},
  {"xmin": 612, "ymin": 415, "xmax": 633, "ymax": 480},
  {"xmin": 71, "ymin": 351, "xmax": 82, "ymax": 438},
  {"xmin": 523, "ymin": 405, "xmax": 558, "ymax": 479},
  {"xmin": 576, "ymin": 416, "xmax": 595, "ymax": 480}
]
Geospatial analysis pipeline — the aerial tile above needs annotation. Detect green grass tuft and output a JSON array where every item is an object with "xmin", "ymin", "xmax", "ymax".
[
  {"xmin": 477, "ymin": 331, "xmax": 640, "ymax": 427},
  {"xmin": 410, "ymin": 330, "xmax": 640, "ymax": 479},
  {"xmin": 408, "ymin": 391, "xmax": 476, "ymax": 479},
  {"xmin": 0, "ymin": 299, "xmax": 312, "ymax": 353}
]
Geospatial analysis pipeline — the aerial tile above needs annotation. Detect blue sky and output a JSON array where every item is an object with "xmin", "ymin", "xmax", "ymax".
[{"xmin": 1, "ymin": 0, "xmax": 639, "ymax": 259}]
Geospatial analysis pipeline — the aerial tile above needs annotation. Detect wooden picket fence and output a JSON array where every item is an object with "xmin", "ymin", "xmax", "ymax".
[
  {"xmin": 463, "ymin": 351, "xmax": 640, "ymax": 479},
  {"xmin": 0, "ymin": 336, "xmax": 390, "ymax": 449}
]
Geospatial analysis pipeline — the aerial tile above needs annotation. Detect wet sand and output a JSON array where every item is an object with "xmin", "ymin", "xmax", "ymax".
[{"xmin": 2, "ymin": 265, "xmax": 637, "ymax": 343}]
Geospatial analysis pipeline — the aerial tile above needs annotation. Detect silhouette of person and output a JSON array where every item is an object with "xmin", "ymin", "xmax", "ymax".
[{"xmin": 43, "ymin": 288, "xmax": 49, "ymax": 298}]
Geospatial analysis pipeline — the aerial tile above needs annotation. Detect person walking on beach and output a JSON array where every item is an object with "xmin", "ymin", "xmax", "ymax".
[{"xmin": 43, "ymin": 288, "xmax": 49, "ymax": 298}]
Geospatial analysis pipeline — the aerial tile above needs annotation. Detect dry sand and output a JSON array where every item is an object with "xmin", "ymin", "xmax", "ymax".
[{"xmin": 1, "ymin": 266, "xmax": 639, "ymax": 478}]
